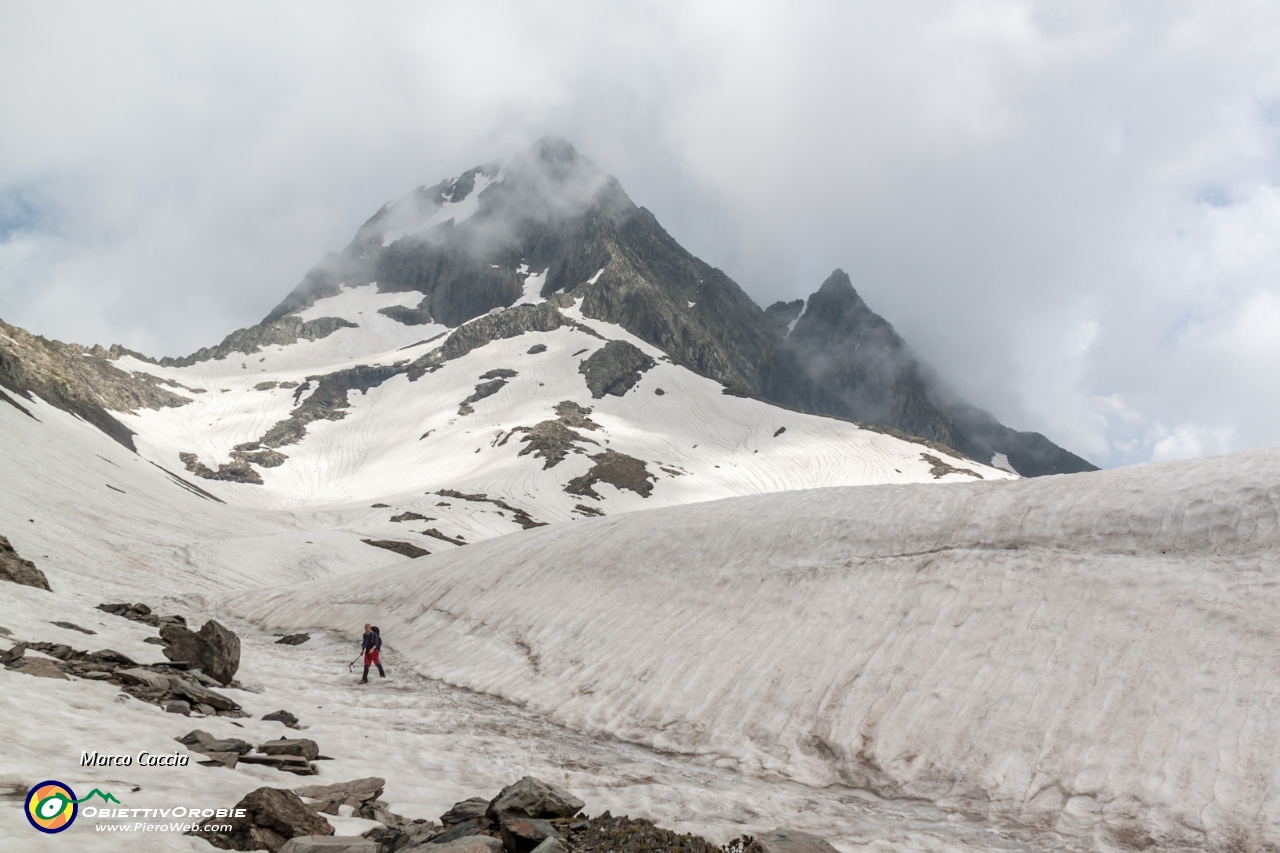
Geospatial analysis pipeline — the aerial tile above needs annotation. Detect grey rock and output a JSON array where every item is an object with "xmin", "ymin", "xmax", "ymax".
[
  {"xmin": 744, "ymin": 829, "xmax": 841, "ymax": 853},
  {"xmin": 117, "ymin": 668, "xmax": 173, "ymax": 691},
  {"xmin": 83, "ymin": 648, "xmax": 137, "ymax": 666},
  {"xmin": 440, "ymin": 798, "xmax": 489, "ymax": 826},
  {"xmin": 26, "ymin": 641, "xmax": 75, "ymax": 660},
  {"xmin": 277, "ymin": 633, "xmax": 310, "ymax": 645},
  {"xmin": 429, "ymin": 822, "xmax": 481, "ymax": 844},
  {"xmin": 295, "ymin": 777, "xmax": 384, "ymax": 814},
  {"xmin": 0, "ymin": 535, "xmax": 50, "ymax": 591},
  {"xmin": 264, "ymin": 709, "xmax": 301, "ymax": 728},
  {"xmin": 8, "ymin": 657, "xmax": 67, "ymax": 679},
  {"xmin": 166, "ymin": 700, "xmax": 192, "ymax": 715},
  {"xmin": 195, "ymin": 703, "xmax": 218, "ymax": 716},
  {"xmin": 259, "ymin": 738, "xmax": 321, "ymax": 761},
  {"xmin": 487, "ymin": 776, "xmax": 583, "ymax": 822},
  {"xmin": 425, "ymin": 837, "xmax": 504, "ymax": 853},
  {"xmin": 161, "ymin": 619, "xmax": 240, "ymax": 685},
  {"xmin": 49, "ymin": 620, "xmax": 96, "ymax": 634},
  {"xmin": 280, "ymin": 837, "xmax": 378, "ymax": 853},
  {"xmin": 498, "ymin": 817, "xmax": 560, "ymax": 853},
  {"xmin": 170, "ymin": 677, "xmax": 241, "ymax": 712},
  {"xmin": 189, "ymin": 786, "xmax": 333, "ymax": 851},
  {"xmin": 178, "ymin": 729, "xmax": 253, "ymax": 755},
  {"xmin": 0, "ymin": 642, "xmax": 25, "ymax": 666},
  {"xmin": 197, "ymin": 752, "xmax": 241, "ymax": 769}
]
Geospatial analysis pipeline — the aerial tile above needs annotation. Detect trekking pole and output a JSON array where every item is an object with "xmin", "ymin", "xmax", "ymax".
[{"xmin": 348, "ymin": 655, "xmax": 362, "ymax": 672}]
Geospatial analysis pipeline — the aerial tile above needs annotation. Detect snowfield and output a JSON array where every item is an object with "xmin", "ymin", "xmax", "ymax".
[{"xmin": 234, "ymin": 448, "xmax": 1280, "ymax": 852}]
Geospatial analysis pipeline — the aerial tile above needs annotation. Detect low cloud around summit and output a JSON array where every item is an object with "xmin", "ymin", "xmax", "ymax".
[{"xmin": 2, "ymin": 1, "xmax": 1279, "ymax": 467}]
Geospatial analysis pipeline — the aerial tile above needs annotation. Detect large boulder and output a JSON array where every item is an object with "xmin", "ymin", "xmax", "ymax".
[
  {"xmin": 161, "ymin": 619, "xmax": 241, "ymax": 685},
  {"xmin": 189, "ymin": 787, "xmax": 333, "ymax": 852},
  {"xmin": 578, "ymin": 340, "xmax": 656, "ymax": 398},
  {"xmin": 0, "ymin": 535, "xmax": 50, "ymax": 590},
  {"xmin": 486, "ymin": 777, "xmax": 584, "ymax": 822},
  {"xmin": 744, "ymin": 829, "xmax": 841, "ymax": 853}
]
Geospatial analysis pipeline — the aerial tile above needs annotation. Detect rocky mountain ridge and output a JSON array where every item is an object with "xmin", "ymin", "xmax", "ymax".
[{"xmin": 158, "ymin": 138, "xmax": 1092, "ymax": 476}]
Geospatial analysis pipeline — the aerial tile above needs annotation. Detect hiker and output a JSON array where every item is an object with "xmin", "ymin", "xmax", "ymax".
[{"xmin": 360, "ymin": 623, "xmax": 384, "ymax": 683}]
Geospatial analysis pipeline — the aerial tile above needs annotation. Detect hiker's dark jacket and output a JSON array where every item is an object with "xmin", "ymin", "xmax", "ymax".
[{"xmin": 362, "ymin": 631, "xmax": 381, "ymax": 652}]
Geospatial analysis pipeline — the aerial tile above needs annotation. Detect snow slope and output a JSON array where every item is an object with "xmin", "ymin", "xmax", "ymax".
[
  {"xmin": 0, "ymin": 368, "xmax": 1069, "ymax": 853},
  {"xmin": 108, "ymin": 284, "xmax": 1009, "ymax": 548},
  {"xmin": 235, "ymin": 448, "xmax": 1280, "ymax": 852}
]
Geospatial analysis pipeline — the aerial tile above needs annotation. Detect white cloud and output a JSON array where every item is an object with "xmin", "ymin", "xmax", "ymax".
[{"xmin": 1, "ymin": 1, "xmax": 1280, "ymax": 466}]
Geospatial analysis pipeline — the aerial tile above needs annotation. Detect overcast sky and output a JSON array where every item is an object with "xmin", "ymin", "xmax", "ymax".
[{"xmin": 2, "ymin": 2, "xmax": 1279, "ymax": 468}]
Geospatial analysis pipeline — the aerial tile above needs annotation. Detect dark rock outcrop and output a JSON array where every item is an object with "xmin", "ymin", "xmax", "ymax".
[
  {"xmin": 276, "ymin": 633, "xmax": 310, "ymax": 646},
  {"xmin": 0, "ymin": 318, "xmax": 191, "ymax": 450},
  {"xmin": 578, "ymin": 340, "xmax": 655, "ymax": 398},
  {"xmin": 190, "ymin": 787, "xmax": 333, "ymax": 852},
  {"xmin": 361, "ymin": 539, "xmax": 430, "ymax": 558},
  {"xmin": 0, "ymin": 535, "xmax": 50, "ymax": 590},
  {"xmin": 565, "ymin": 450, "xmax": 655, "ymax": 500},
  {"xmin": 160, "ymin": 316, "xmax": 357, "ymax": 368}
]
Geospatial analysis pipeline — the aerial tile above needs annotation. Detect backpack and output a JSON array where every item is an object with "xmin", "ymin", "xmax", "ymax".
[{"xmin": 371, "ymin": 626, "xmax": 382, "ymax": 650}]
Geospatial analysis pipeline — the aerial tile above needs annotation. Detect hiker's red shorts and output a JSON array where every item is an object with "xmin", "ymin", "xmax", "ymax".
[{"xmin": 364, "ymin": 649, "xmax": 380, "ymax": 666}]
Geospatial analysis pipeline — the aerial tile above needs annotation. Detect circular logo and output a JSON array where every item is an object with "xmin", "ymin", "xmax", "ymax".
[{"xmin": 25, "ymin": 780, "xmax": 78, "ymax": 834}]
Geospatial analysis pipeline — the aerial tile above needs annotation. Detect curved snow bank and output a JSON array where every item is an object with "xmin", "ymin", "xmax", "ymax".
[{"xmin": 234, "ymin": 449, "xmax": 1280, "ymax": 850}]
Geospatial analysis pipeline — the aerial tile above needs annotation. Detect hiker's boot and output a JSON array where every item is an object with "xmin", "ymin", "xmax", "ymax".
[
  {"xmin": 377, "ymin": 663, "xmax": 385, "ymax": 678},
  {"xmin": 360, "ymin": 666, "xmax": 369, "ymax": 684}
]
